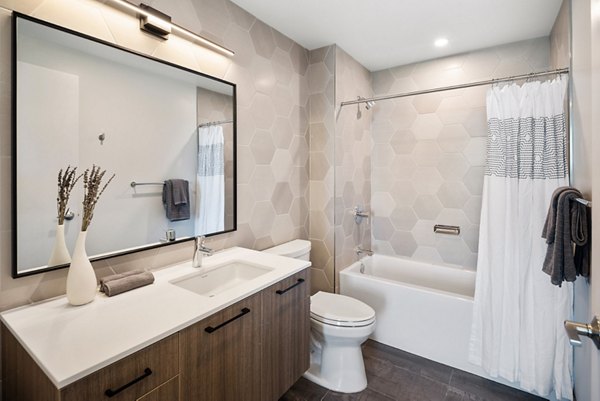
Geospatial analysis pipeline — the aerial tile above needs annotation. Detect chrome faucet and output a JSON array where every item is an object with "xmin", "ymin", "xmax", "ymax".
[
  {"xmin": 355, "ymin": 247, "xmax": 373, "ymax": 274},
  {"xmin": 192, "ymin": 236, "xmax": 213, "ymax": 268},
  {"xmin": 355, "ymin": 246, "xmax": 373, "ymax": 258}
]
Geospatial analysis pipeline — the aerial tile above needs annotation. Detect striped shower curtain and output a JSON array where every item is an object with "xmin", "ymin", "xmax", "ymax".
[
  {"xmin": 195, "ymin": 125, "xmax": 224, "ymax": 235},
  {"xmin": 469, "ymin": 76, "xmax": 573, "ymax": 400}
]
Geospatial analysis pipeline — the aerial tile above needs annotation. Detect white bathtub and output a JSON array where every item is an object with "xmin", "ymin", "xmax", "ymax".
[{"xmin": 339, "ymin": 254, "xmax": 522, "ymax": 391}]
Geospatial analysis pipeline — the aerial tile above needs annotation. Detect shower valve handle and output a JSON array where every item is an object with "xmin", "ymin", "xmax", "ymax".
[{"xmin": 564, "ymin": 316, "xmax": 600, "ymax": 349}]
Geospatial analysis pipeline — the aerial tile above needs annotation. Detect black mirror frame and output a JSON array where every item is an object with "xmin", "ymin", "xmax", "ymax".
[{"xmin": 11, "ymin": 12, "xmax": 237, "ymax": 278}]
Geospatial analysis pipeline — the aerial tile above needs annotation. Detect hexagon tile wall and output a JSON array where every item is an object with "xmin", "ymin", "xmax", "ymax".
[
  {"xmin": 370, "ymin": 37, "xmax": 552, "ymax": 269},
  {"xmin": 0, "ymin": 0, "xmax": 311, "ymax": 310},
  {"xmin": 308, "ymin": 45, "xmax": 336, "ymax": 293},
  {"xmin": 334, "ymin": 46, "xmax": 372, "ymax": 291}
]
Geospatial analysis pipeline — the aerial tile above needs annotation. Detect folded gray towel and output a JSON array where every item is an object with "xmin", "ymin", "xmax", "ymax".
[
  {"xmin": 542, "ymin": 187, "xmax": 589, "ymax": 286},
  {"xmin": 99, "ymin": 270, "xmax": 144, "ymax": 292},
  {"xmin": 172, "ymin": 179, "xmax": 188, "ymax": 206},
  {"xmin": 162, "ymin": 179, "xmax": 190, "ymax": 221},
  {"xmin": 102, "ymin": 272, "xmax": 155, "ymax": 297}
]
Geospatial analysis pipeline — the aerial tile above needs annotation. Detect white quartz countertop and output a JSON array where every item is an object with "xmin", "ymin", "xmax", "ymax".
[{"xmin": 0, "ymin": 247, "xmax": 310, "ymax": 389}]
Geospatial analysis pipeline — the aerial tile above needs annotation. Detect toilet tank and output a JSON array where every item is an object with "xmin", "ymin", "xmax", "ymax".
[{"xmin": 263, "ymin": 239, "xmax": 311, "ymax": 261}]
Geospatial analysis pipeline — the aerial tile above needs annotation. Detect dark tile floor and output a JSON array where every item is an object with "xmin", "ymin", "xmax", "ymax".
[{"xmin": 280, "ymin": 340, "xmax": 547, "ymax": 401}]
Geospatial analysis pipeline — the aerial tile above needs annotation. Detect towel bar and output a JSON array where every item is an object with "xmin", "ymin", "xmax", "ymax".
[
  {"xmin": 575, "ymin": 198, "xmax": 592, "ymax": 208},
  {"xmin": 130, "ymin": 181, "xmax": 164, "ymax": 188}
]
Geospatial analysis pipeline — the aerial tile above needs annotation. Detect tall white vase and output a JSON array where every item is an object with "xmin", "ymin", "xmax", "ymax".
[
  {"xmin": 66, "ymin": 231, "xmax": 97, "ymax": 306},
  {"xmin": 48, "ymin": 224, "xmax": 71, "ymax": 267}
]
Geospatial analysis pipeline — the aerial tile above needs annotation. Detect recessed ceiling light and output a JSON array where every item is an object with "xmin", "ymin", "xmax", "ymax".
[{"xmin": 434, "ymin": 37, "xmax": 449, "ymax": 48}]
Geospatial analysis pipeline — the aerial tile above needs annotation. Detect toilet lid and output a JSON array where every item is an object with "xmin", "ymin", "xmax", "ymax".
[{"xmin": 310, "ymin": 291, "xmax": 376, "ymax": 327}]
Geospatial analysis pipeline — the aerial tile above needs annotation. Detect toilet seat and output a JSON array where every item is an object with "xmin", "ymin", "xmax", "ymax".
[{"xmin": 310, "ymin": 292, "xmax": 376, "ymax": 328}]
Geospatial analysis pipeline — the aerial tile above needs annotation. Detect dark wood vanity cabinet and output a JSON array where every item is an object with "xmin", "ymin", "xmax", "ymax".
[
  {"xmin": 61, "ymin": 334, "xmax": 179, "ymax": 401},
  {"xmin": 179, "ymin": 292, "xmax": 263, "ymax": 401},
  {"xmin": 2, "ymin": 268, "xmax": 310, "ymax": 401},
  {"xmin": 180, "ymin": 269, "xmax": 310, "ymax": 401},
  {"xmin": 1, "ymin": 326, "xmax": 179, "ymax": 401},
  {"xmin": 261, "ymin": 269, "xmax": 310, "ymax": 400}
]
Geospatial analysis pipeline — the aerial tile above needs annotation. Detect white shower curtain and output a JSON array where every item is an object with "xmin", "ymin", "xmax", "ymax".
[
  {"xmin": 195, "ymin": 125, "xmax": 225, "ymax": 235},
  {"xmin": 469, "ymin": 76, "xmax": 573, "ymax": 400}
]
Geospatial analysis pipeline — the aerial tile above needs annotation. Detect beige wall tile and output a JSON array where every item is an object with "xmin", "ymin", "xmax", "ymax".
[
  {"xmin": 370, "ymin": 37, "xmax": 552, "ymax": 268},
  {"xmin": 1, "ymin": 0, "xmax": 309, "ymax": 310}
]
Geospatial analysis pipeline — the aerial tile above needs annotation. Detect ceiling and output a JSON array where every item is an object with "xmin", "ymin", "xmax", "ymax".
[{"xmin": 230, "ymin": 0, "xmax": 564, "ymax": 71}]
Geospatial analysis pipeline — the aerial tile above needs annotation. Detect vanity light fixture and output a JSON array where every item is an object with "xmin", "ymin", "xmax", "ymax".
[{"xmin": 105, "ymin": 0, "xmax": 235, "ymax": 56}]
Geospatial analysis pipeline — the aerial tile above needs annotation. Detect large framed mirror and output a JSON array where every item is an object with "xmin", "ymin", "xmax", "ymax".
[{"xmin": 12, "ymin": 13, "xmax": 237, "ymax": 277}]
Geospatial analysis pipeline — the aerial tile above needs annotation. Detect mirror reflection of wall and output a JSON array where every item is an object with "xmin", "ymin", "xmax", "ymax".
[{"xmin": 14, "ymin": 16, "xmax": 236, "ymax": 277}]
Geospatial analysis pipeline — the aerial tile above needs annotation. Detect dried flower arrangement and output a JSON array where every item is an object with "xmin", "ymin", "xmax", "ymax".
[
  {"xmin": 81, "ymin": 165, "xmax": 115, "ymax": 231},
  {"xmin": 56, "ymin": 166, "xmax": 82, "ymax": 225}
]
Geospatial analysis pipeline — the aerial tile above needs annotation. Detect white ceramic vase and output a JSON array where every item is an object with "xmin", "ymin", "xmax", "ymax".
[
  {"xmin": 66, "ymin": 231, "xmax": 97, "ymax": 306},
  {"xmin": 48, "ymin": 224, "xmax": 71, "ymax": 267}
]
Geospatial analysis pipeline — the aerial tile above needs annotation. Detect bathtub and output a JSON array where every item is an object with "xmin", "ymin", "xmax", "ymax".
[{"xmin": 339, "ymin": 254, "xmax": 520, "ymax": 390}]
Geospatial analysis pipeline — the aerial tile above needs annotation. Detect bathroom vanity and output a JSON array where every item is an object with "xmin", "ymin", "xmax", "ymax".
[{"xmin": 1, "ymin": 247, "xmax": 310, "ymax": 401}]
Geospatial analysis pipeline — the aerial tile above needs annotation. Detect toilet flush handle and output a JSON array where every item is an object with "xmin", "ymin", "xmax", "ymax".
[{"xmin": 564, "ymin": 316, "xmax": 600, "ymax": 349}]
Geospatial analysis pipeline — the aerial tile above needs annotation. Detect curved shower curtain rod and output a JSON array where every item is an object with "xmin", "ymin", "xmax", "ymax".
[{"xmin": 340, "ymin": 67, "xmax": 569, "ymax": 108}]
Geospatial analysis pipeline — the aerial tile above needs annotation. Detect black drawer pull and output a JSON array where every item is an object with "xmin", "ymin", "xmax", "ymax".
[
  {"xmin": 205, "ymin": 307, "xmax": 251, "ymax": 333},
  {"xmin": 276, "ymin": 278, "xmax": 305, "ymax": 295},
  {"xmin": 104, "ymin": 367, "xmax": 152, "ymax": 397}
]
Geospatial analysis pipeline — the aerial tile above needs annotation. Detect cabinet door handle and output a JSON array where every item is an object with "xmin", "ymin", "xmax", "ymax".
[
  {"xmin": 276, "ymin": 278, "xmax": 305, "ymax": 295},
  {"xmin": 104, "ymin": 367, "xmax": 152, "ymax": 397},
  {"xmin": 205, "ymin": 307, "xmax": 251, "ymax": 333}
]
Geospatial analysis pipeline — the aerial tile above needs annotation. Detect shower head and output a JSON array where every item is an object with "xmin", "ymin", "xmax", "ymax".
[
  {"xmin": 358, "ymin": 96, "xmax": 375, "ymax": 110},
  {"xmin": 356, "ymin": 96, "xmax": 375, "ymax": 119}
]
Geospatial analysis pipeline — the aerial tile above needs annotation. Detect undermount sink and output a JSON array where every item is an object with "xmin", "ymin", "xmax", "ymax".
[{"xmin": 171, "ymin": 261, "xmax": 274, "ymax": 297}]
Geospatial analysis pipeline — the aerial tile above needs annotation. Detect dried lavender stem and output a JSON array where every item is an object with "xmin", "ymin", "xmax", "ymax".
[
  {"xmin": 55, "ymin": 166, "xmax": 81, "ymax": 225},
  {"xmin": 81, "ymin": 165, "xmax": 115, "ymax": 231}
]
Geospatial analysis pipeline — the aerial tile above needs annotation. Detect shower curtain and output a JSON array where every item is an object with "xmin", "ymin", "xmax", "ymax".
[
  {"xmin": 469, "ymin": 76, "xmax": 573, "ymax": 400},
  {"xmin": 195, "ymin": 125, "xmax": 225, "ymax": 235}
]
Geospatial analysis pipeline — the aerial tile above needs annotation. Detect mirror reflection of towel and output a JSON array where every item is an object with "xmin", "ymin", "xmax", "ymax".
[{"xmin": 163, "ymin": 179, "xmax": 190, "ymax": 221}]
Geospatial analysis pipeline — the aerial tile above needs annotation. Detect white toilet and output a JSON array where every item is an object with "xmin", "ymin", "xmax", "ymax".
[{"xmin": 264, "ymin": 240, "xmax": 376, "ymax": 393}]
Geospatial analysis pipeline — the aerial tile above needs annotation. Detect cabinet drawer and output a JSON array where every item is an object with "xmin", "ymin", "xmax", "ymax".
[
  {"xmin": 136, "ymin": 376, "xmax": 179, "ymax": 401},
  {"xmin": 61, "ymin": 334, "xmax": 179, "ymax": 401}
]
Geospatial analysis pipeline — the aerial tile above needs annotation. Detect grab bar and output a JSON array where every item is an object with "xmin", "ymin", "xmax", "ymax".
[{"xmin": 433, "ymin": 224, "xmax": 460, "ymax": 235}]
